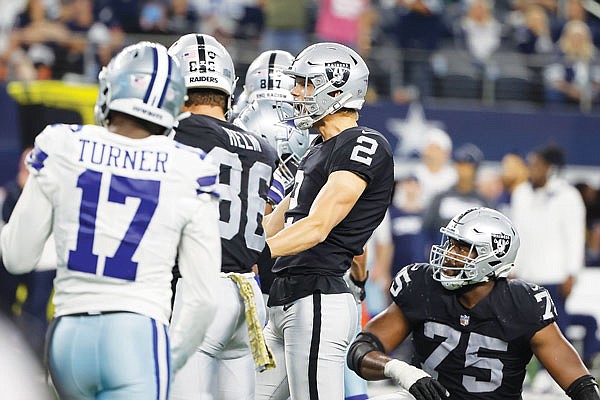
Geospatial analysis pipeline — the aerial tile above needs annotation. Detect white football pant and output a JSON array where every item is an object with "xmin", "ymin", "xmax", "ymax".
[
  {"xmin": 255, "ymin": 292, "xmax": 357, "ymax": 400},
  {"xmin": 171, "ymin": 274, "xmax": 265, "ymax": 400}
]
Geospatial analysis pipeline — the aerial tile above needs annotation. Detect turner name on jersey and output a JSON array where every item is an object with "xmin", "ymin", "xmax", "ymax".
[{"xmin": 27, "ymin": 123, "xmax": 219, "ymax": 325}]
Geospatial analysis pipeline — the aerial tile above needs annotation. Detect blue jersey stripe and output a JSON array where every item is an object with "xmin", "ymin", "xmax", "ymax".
[
  {"xmin": 197, "ymin": 175, "xmax": 217, "ymax": 187},
  {"xmin": 164, "ymin": 325, "xmax": 171, "ymax": 398},
  {"xmin": 27, "ymin": 146, "xmax": 49, "ymax": 171},
  {"xmin": 157, "ymin": 56, "xmax": 172, "ymax": 108},
  {"xmin": 152, "ymin": 319, "xmax": 160, "ymax": 400},
  {"xmin": 144, "ymin": 47, "xmax": 159, "ymax": 104}
]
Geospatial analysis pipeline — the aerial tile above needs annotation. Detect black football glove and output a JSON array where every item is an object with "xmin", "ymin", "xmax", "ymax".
[{"xmin": 409, "ymin": 377, "xmax": 450, "ymax": 400}]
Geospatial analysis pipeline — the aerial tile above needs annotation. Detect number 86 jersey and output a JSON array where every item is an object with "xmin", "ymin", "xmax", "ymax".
[{"xmin": 390, "ymin": 263, "xmax": 558, "ymax": 400}]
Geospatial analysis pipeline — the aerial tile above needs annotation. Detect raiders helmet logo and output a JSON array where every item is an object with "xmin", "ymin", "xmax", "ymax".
[
  {"xmin": 325, "ymin": 61, "xmax": 350, "ymax": 88},
  {"xmin": 491, "ymin": 233, "xmax": 511, "ymax": 257}
]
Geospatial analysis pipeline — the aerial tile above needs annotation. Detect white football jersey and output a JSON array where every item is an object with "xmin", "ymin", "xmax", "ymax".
[{"xmin": 25, "ymin": 123, "xmax": 220, "ymax": 324}]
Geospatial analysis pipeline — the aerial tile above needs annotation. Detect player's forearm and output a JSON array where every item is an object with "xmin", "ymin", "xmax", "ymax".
[
  {"xmin": 358, "ymin": 351, "xmax": 393, "ymax": 380},
  {"xmin": 267, "ymin": 215, "xmax": 327, "ymax": 257},
  {"xmin": 1, "ymin": 176, "xmax": 52, "ymax": 273},
  {"xmin": 263, "ymin": 195, "xmax": 290, "ymax": 238}
]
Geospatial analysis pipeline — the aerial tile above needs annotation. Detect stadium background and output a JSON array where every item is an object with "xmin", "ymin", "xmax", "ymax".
[{"xmin": 0, "ymin": 1, "xmax": 599, "ymax": 399}]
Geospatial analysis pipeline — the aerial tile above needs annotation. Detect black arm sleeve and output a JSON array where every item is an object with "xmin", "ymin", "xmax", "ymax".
[
  {"xmin": 566, "ymin": 375, "xmax": 600, "ymax": 400},
  {"xmin": 347, "ymin": 332, "xmax": 385, "ymax": 377}
]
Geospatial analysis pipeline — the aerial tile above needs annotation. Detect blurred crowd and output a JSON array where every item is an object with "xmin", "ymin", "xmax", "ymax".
[{"xmin": 1, "ymin": 0, "xmax": 600, "ymax": 107}]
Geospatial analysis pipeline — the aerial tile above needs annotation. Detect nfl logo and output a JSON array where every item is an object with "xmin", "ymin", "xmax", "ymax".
[{"xmin": 460, "ymin": 314, "xmax": 470, "ymax": 326}]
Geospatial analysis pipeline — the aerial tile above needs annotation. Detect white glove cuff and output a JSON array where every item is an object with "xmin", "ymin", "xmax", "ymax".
[{"xmin": 383, "ymin": 359, "xmax": 431, "ymax": 390}]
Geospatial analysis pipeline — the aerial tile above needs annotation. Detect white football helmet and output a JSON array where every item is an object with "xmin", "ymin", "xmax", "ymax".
[
  {"xmin": 244, "ymin": 50, "xmax": 295, "ymax": 102},
  {"xmin": 94, "ymin": 41, "xmax": 186, "ymax": 134},
  {"xmin": 282, "ymin": 42, "xmax": 369, "ymax": 129},
  {"xmin": 235, "ymin": 99, "xmax": 309, "ymax": 184},
  {"xmin": 430, "ymin": 207, "xmax": 520, "ymax": 290},
  {"xmin": 233, "ymin": 50, "xmax": 295, "ymax": 117},
  {"xmin": 168, "ymin": 33, "xmax": 236, "ymax": 111}
]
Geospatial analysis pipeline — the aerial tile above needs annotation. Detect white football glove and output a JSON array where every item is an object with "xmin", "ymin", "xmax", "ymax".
[{"xmin": 343, "ymin": 270, "xmax": 367, "ymax": 304}]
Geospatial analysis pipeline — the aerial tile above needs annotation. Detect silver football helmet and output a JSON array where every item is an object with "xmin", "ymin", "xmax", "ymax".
[
  {"xmin": 430, "ymin": 207, "xmax": 520, "ymax": 290},
  {"xmin": 168, "ymin": 33, "xmax": 236, "ymax": 111},
  {"xmin": 244, "ymin": 50, "xmax": 295, "ymax": 102},
  {"xmin": 235, "ymin": 99, "xmax": 309, "ymax": 184},
  {"xmin": 94, "ymin": 41, "xmax": 186, "ymax": 134},
  {"xmin": 233, "ymin": 50, "xmax": 295, "ymax": 117},
  {"xmin": 282, "ymin": 42, "xmax": 369, "ymax": 129}
]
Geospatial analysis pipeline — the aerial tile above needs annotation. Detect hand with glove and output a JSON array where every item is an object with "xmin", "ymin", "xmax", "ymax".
[
  {"xmin": 344, "ymin": 269, "xmax": 368, "ymax": 303},
  {"xmin": 345, "ymin": 249, "xmax": 368, "ymax": 303},
  {"xmin": 384, "ymin": 359, "xmax": 449, "ymax": 400}
]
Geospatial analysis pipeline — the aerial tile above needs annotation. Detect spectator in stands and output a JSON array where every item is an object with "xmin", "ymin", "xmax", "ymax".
[
  {"xmin": 259, "ymin": 0, "xmax": 309, "ymax": 55},
  {"xmin": 458, "ymin": 0, "xmax": 502, "ymax": 66},
  {"xmin": 315, "ymin": 0, "xmax": 376, "ymax": 56},
  {"xmin": 551, "ymin": 0, "xmax": 600, "ymax": 45},
  {"xmin": 514, "ymin": 5, "xmax": 554, "ymax": 55},
  {"xmin": 414, "ymin": 127, "xmax": 457, "ymax": 208},
  {"xmin": 389, "ymin": 174, "xmax": 427, "ymax": 276},
  {"xmin": 60, "ymin": 0, "xmax": 124, "ymax": 81},
  {"xmin": 167, "ymin": 0, "xmax": 200, "ymax": 34},
  {"xmin": 138, "ymin": 0, "xmax": 169, "ymax": 33},
  {"xmin": 3, "ymin": 0, "xmax": 71, "ymax": 77},
  {"xmin": 422, "ymin": 142, "xmax": 491, "ymax": 247},
  {"xmin": 544, "ymin": 20, "xmax": 600, "ymax": 108},
  {"xmin": 496, "ymin": 151, "xmax": 529, "ymax": 215},
  {"xmin": 392, "ymin": 0, "xmax": 445, "ymax": 99},
  {"xmin": 511, "ymin": 144, "xmax": 585, "ymax": 336},
  {"xmin": 587, "ymin": 221, "xmax": 600, "ymax": 267}
]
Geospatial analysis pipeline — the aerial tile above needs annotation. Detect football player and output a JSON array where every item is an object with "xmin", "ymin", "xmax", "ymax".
[
  {"xmin": 232, "ymin": 49, "xmax": 296, "ymax": 119},
  {"xmin": 0, "ymin": 42, "xmax": 221, "ymax": 399},
  {"xmin": 167, "ymin": 34, "xmax": 280, "ymax": 400},
  {"xmin": 348, "ymin": 207, "xmax": 600, "ymax": 400},
  {"xmin": 256, "ymin": 42, "xmax": 395, "ymax": 400}
]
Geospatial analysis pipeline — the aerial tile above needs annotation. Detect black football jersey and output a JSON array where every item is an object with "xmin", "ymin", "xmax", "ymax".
[
  {"xmin": 390, "ymin": 264, "xmax": 558, "ymax": 400},
  {"xmin": 174, "ymin": 114, "xmax": 278, "ymax": 273},
  {"xmin": 269, "ymin": 127, "xmax": 394, "ymax": 305}
]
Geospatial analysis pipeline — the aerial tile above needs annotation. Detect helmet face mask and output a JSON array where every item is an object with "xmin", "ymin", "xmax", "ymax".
[
  {"xmin": 94, "ymin": 41, "xmax": 186, "ymax": 134},
  {"xmin": 168, "ymin": 33, "xmax": 236, "ymax": 112},
  {"xmin": 235, "ymin": 99, "xmax": 309, "ymax": 183},
  {"xmin": 282, "ymin": 42, "xmax": 369, "ymax": 130},
  {"xmin": 430, "ymin": 207, "xmax": 520, "ymax": 290}
]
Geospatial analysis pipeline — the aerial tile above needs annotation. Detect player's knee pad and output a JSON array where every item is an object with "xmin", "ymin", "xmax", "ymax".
[{"xmin": 347, "ymin": 332, "xmax": 385, "ymax": 378}]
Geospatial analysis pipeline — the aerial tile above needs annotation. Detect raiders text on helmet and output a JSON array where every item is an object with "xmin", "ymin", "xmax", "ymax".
[
  {"xmin": 168, "ymin": 33, "xmax": 236, "ymax": 111},
  {"xmin": 282, "ymin": 42, "xmax": 369, "ymax": 129},
  {"xmin": 94, "ymin": 41, "xmax": 186, "ymax": 134},
  {"xmin": 430, "ymin": 207, "xmax": 520, "ymax": 290}
]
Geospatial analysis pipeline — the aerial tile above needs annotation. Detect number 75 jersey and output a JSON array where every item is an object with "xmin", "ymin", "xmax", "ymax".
[
  {"xmin": 26, "ymin": 123, "xmax": 220, "ymax": 324},
  {"xmin": 390, "ymin": 264, "xmax": 558, "ymax": 400}
]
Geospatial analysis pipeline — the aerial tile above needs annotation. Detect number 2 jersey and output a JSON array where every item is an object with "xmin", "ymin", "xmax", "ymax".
[
  {"xmin": 173, "ymin": 114, "xmax": 278, "ymax": 273},
  {"xmin": 269, "ymin": 126, "xmax": 394, "ymax": 306},
  {"xmin": 390, "ymin": 263, "xmax": 558, "ymax": 400},
  {"xmin": 20, "ymin": 123, "xmax": 221, "ymax": 325}
]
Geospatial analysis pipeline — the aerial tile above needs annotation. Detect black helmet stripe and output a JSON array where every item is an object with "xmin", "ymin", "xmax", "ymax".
[
  {"xmin": 196, "ymin": 34, "xmax": 206, "ymax": 72},
  {"xmin": 267, "ymin": 52, "xmax": 277, "ymax": 90}
]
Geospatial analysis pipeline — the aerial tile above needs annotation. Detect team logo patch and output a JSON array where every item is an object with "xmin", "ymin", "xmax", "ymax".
[
  {"xmin": 491, "ymin": 233, "xmax": 511, "ymax": 257},
  {"xmin": 325, "ymin": 61, "xmax": 350, "ymax": 88},
  {"xmin": 460, "ymin": 314, "xmax": 470, "ymax": 326}
]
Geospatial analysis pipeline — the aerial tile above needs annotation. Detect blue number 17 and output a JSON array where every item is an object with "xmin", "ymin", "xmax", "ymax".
[{"xmin": 68, "ymin": 169, "xmax": 160, "ymax": 281}]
